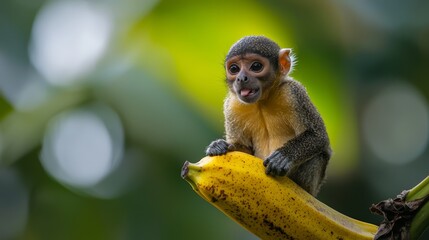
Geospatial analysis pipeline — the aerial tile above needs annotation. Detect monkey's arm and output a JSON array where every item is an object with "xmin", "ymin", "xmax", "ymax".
[
  {"xmin": 206, "ymin": 96, "xmax": 253, "ymax": 156},
  {"xmin": 206, "ymin": 93, "xmax": 253, "ymax": 156},
  {"xmin": 264, "ymin": 81, "xmax": 331, "ymax": 176},
  {"xmin": 264, "ymin": 129, "xmax": 330, "ymax": 176}
]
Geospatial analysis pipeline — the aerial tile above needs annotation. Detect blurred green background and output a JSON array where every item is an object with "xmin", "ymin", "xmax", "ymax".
[{"xmin": 0, "ymin": 0, "xmax": 428, "ymax": 239}]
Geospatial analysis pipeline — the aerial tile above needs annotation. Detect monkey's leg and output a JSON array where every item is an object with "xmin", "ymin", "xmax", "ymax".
[{"xmin": 288, "ymin": 154, "xmax": 328, "ymax": 196}]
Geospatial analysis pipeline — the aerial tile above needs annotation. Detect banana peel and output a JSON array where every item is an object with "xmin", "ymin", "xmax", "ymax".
[{"xmin": 181, "ymin": 151, "xmax": 378, "ymax": 240}]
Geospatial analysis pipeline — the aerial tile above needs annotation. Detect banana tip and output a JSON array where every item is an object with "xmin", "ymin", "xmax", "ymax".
[{"xmin": 181, "ymin": 161, "xmax": 190, "ymax": 179}]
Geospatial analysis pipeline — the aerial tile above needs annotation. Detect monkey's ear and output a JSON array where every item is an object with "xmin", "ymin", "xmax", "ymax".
[{"xmin": 279, "ymin": 48, "xmax": 292, "ymax": 75}]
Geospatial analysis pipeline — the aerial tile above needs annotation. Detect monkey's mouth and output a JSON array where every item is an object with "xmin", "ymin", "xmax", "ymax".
[
  {"xmin": 238, "ymin": 88, "xmax": 260, "ymax": 103},
  {"xmin": 240, "ymin": 88, "xmax": 259, "ymax": 98}
]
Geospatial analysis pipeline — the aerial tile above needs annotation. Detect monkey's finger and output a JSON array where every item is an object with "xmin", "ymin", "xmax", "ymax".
[
  {"xmin": 277, "ymin": 159, "xmax": 290, "ymax": 176},
  {"xmin": 272, "ymin": 160, "xmax": 286, "ymax": 176},
  {"xmin": 206, "ymin": 139, "xmax": 229, "ymax": 156},
  {"xmin": 265, "ymin": 161, "xmax": 278, "ymax": 176},
  {"xmin": 264, "ymin": 151, "xmax": 280, "ymax": 167},
  {"xmin": 265, "ymin": 161, "xmax": 275, "ymax": 175},
  {"xmin": 264, "ymin": 158, "xmax": 277, "ymax": 175},
  {"xmin": 263, "ymin": 158, "xmax": 271, "ymax": 167},
  {"xmin": 206, "ymin": 146, "xmax": 228, "ymax": 156}
]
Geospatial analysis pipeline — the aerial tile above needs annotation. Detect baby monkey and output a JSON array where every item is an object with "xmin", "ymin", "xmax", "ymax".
[{"xmin": 206, "ymin": 36, "xmax": 331, "ymax": 196}]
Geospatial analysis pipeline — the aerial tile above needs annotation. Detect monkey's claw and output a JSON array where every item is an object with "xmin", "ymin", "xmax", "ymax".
[
  {"xmin": 206, "ymin": 139, "xmax": 230, "ymax": 156},
  {"xmin": 263, "ymin": 151, "xmax": 292, "ymax": 176}
]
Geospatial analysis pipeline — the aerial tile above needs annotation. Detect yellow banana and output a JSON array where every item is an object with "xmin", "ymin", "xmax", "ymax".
[{"xmin": 181, "ymin": 151, "xmax": 378, "ymax": 240}]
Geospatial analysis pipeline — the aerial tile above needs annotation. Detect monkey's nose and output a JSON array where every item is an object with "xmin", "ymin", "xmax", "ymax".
[{"xmin": 237, "ymin": 75, "xmax": 248, "ymax": 82}]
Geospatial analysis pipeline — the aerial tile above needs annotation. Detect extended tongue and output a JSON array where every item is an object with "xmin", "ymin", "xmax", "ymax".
[{"xmin": 240, "ymin": 89, "xmax": 251, "ymax": 97}]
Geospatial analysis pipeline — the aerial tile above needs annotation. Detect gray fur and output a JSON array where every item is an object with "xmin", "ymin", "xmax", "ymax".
[
  {"xmin": 226, "ymin": 36, "xmax": 281, "ymax": 71},
  {"xmin": 272, "ymin": 79, "xmax": 331, "ymax": 196}
]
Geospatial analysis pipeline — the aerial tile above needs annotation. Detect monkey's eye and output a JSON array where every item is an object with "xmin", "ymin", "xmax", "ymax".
[
  {"xmin": 229, "ymin": 64, "xmax": 240, "ymax": 74},
  {"xmin": 250, "ymin": 62, "xmax": 263, "ymax": 72}
]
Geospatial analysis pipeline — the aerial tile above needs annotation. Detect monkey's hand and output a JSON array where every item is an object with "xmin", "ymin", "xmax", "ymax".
[
  {"xmin": 206, "ymin": 139, "xmax": 230, "ymax": 156},
  {"xmin": 263, "ymin": 150, "xmax": 294, "ymax": 176}
]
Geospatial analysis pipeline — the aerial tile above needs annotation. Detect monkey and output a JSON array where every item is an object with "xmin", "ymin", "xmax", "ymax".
[{"xmin": 205, "ymin": 36, "xmax": 331, "ymax": 196}]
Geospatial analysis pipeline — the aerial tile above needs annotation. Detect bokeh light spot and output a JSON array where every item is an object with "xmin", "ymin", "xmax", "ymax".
[
  {"xmin": 29, "ymin": 0, "xmax": 112, "ymax": 86},
  {"xmin": 362, "ymin": 81, "xmax": 429, "ymax": 164},
  {"xmin": 53, "ymin": 112, "xmax": 112, "ymax": 186},
  {"xmin": 41, "ymin": 104, "xmax": 123, "ymax": 188}
]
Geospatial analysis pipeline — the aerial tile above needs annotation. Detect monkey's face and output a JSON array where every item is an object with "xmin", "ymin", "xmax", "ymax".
[{"xmin": 225, "ymin": 53, "xmax": 276, "ymax": 104}]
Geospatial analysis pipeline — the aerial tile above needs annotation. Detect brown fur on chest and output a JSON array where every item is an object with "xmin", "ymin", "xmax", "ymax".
[{"xmin": 225, "ymin": 90, "xmax": 303, "ymax": 159}]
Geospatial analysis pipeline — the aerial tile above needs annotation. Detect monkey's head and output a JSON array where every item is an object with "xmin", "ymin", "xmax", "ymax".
[{"xmin": 225, "ymin": 36, "xmax": 293, "ymax": 104}]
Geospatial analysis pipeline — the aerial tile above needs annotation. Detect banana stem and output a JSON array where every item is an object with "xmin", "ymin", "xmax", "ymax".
[
  {"xmin": 407, "ymin": 176, "xmax": 429, "ymax": 240},
  {"xmin": 371, "ymin": 176, "xmax": 429, "ymax": 239},
  {"xmin": 407, "ymin": 177, "xmax": 429, "ymax": 200}
]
